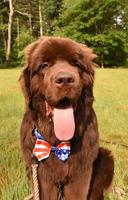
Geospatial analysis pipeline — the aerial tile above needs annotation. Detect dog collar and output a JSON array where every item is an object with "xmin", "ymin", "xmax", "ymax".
[{"xmin": 33, "ymin": 128, "xmax": 71, "ymax": 161}]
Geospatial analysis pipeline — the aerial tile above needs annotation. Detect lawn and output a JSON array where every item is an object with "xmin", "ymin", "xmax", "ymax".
[{"xmin": 0, "ymin": 68, "xmax": 128, "ymax": 200}]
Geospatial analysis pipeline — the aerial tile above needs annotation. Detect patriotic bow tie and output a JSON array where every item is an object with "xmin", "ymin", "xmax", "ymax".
[{"xmin": 33, "ymin": 128, "xmax": 71, "ymax": 161}]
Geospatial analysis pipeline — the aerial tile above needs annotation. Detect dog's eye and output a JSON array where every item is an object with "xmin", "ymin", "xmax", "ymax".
[
  {"xmin": 42, "ymin": 62, "xmax": 49, "ymax": 69},
  {"xmin": 73, "ymin": 61, "xmax": 88, "ymax": 73},
  {"xmin": 71, "ymin": 59, "xmax": 82, "ymax": 68},
  {"xmin": 73, "ymin": 61, "xmax": 83, "ymax": 69},
  {"xmin": 75, "ymin": 62, "xmax": 82, "ymax": 68}
]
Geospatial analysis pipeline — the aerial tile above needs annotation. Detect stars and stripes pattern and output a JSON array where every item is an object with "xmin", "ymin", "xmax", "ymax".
[
  {"xmin": 33, "ymin": 139, "xmax": 51, "ymax": 161},
  {"xmin": 33, "ymin": 128, "xmax": 71, "ymax": 161}
]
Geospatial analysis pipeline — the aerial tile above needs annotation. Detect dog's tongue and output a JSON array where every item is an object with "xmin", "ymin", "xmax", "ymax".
[{"xmin": 53, "ymin": 107, "xmax": 75, "ymax": 141}]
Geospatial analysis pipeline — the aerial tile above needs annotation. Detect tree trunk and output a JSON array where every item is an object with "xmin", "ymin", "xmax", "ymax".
[
  {"xmin": 16, "ymin": 17, "xmax": 20, "ymax": 53},
  {"xmin": 39, "ymin": 2, "xmax": 43, "ymax": 36},
  {"xmin": 2, "ymin": 31, "xmax": 7, "ymax": 56},
  {"xmin": 28, "ymin": 13, "xmax": 32, "ymax": 35},
  {"xmin": 100, "ymin": 54, "xmax": 104, "ymax": 68},
  {"xmin": 6, "ymin": 0, "xmax": 14, "ymax": 62},
  {"xmin": 28, "ymin": 1, "xmax": 32, "ymax": 36}
]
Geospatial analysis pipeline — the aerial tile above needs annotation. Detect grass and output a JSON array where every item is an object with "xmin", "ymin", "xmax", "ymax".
[
  {"xmin": 0, "ymin": 68, "xmax": 128, "ymax": 200},
  {"xmin": 94, "ymin": 69, "xmax": 128, "ymax": 200}
]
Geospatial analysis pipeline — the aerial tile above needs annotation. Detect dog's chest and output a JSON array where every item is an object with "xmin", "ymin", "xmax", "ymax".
[
  {"xmin": 37, "ymin": 149, "xmax": 89, "ymax": 185},
  {"xmin": 38, "ymin": 156, "xmax": 70, "ymax": 184}
]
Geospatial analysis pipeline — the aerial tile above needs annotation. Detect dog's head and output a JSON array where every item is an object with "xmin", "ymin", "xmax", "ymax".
[{"xmin": 20, "ymin": 37, "xmax": 96, "ymax": 141}]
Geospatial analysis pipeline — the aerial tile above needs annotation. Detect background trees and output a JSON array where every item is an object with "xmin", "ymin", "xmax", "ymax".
[
  {"xmin": 54, "ymin": 0, "xmax": 128, "ymax": 67},
  {"xmin": 0, "ymin": 0, "xmax": 127, "ymax": 67}
]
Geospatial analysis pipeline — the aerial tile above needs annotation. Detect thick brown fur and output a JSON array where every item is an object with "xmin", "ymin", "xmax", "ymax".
[{"xmin": 20, "ymin": 37, "xmax": 114, "ymax": 200}]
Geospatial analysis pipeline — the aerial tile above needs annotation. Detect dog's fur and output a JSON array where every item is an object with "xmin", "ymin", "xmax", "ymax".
[{"xmin": 20, "ymin": 37, "xmax": 114, "ymax": 200}]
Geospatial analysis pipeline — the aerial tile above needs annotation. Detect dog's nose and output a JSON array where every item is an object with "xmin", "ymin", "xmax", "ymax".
[{"xmin": 55, "ymin": 72, "xmax": 75, "ymax": 87}]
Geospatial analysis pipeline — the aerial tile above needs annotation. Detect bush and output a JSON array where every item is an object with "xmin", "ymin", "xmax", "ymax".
[{"xmin": 13, "ymin": 27, "xmax": 35, "ymax": 66}]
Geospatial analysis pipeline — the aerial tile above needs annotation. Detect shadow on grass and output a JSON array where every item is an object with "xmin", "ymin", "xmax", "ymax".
[{"xmin": 0, "ymin": 63, "xmax": 21, "ymax": 69}]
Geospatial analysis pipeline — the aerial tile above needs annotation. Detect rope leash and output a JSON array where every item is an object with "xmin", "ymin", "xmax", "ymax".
[
  {"xmin": 32, "ymin": 164, "xmax": 40, "ymax": 200},
  {"xmin": 57, "ymin": 184, "xmax": 65, "ymax": 200},
  {"xmin": 24, "ymin": 163, "xmax": 64, "ymax": 200},
  {"xmin": 24, "ymin": 164, "xmax": 39, "ymax": 200}
]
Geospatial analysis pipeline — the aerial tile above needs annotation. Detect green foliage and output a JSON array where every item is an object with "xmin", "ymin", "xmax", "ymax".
[
  {"xmin": 13, "ymin": 26, "xmax": 35, "ymax": 66},
  {"xmin": 54, "ymin": 0, "xmax": 128, "ymax": 67},
  {"xmin": 0, "ymin": 0, "xmax": 63, "ymax": 66},
  {"xmin": 43, "ymin": 0, "xmax": 62, "ymax": 20},
  {"xmin": 0, "ymin": 0, "xmax": 127, "ymax": 67},
  {"xmin": 0, "ymin": 1, "xmax": 8, "ymax": 64},
  {"xmin": 39, "ymin": 0, "xmax": 62, "ymax": 34}
]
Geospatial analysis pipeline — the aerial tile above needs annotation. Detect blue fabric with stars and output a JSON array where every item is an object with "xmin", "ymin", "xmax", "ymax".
[{"xmin": 51, "ymin": 146, "xmax": 70, "ymax": 161}]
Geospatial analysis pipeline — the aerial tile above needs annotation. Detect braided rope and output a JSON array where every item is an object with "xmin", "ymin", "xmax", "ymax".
[
  {"xmin": 24, "ymin": 164, "xmax": 64, "ymax": 200},
  {"xmin": 32, "ymin": 164, "xmax": 40, "ymax": 200},
  {"xmin": 57, "ymin": 184, "xmax": 65, "ymax": 200}
]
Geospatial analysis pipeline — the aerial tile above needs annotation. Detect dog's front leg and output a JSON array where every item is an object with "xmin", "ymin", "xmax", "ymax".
[
  {"xmin": 38, "ymin": 180, "xmax": 58, "ymax": 200},
  {"xmin": 64, "ymin": 168, "xmax": 92, "ymax": 200}
]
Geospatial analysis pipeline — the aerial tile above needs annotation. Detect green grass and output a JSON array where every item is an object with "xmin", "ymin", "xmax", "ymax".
[
  {"xmin": 0, "ymin": 68, "xmax": 30, "ymax": 200},
  {"xmin": 0, "ymin": 68, "xmax": 128, "ymax": 200}
]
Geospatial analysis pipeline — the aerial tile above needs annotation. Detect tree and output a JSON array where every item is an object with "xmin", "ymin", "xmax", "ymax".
[
  {"xmin": 0, "ymin": 1, "xmax": 8, "ymax": 63},
  {"xmin": 54, "ymin": 0, "xmax": 128, "ymax": 67},
  {"xmin": 0, "ymin": 0, "xmax": 127, "ymax": 67},
  {"xmin": 6, "ymin": 0, "xmax": 14, "ymax": 61},
  {"xmin": 39, "ymin": 1, "xmax": 43, "ymax": 36}
]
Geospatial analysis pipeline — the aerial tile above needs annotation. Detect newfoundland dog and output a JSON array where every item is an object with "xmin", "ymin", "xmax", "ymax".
[{"xmin": 20, "ymin": 37, "xmax": 114, "ymax": 200}]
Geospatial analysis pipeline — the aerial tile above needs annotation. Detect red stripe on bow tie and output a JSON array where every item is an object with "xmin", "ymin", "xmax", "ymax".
[
  {"xmin": 33, "ymin": 148, "xmax": 51, "ymax": 153},
  {"xmin": 35, "ymin": 140, "xmax": 51, "ymax": 148},
  {"xmin": 36, "ymin": 153, "xmax": 49, "ymax": 160},
  {"xmin": 57, "ymin": 141, "xmax": 70, "ymax": 148}
]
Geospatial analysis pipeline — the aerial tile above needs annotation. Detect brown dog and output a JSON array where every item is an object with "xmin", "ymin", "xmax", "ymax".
[{"xmin": 20, "ymin": 37, "xmax": 114, "ymax": 200}]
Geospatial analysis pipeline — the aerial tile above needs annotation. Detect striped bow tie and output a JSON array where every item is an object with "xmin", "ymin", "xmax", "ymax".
[{"xmin": 33, "ymin": 128, "xmax": 71, "ymax": 161}]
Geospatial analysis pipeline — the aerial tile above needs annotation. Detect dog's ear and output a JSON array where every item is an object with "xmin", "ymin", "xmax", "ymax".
[
  {"xmin": 79, "ymin": 44, "xmax": 97, "ymax": 73},
  {"xmin": 79, "ymin": 44, "xmax": 97, "ymax": 107},
  {"xmin": 19, "ymin": 67, "xmax": 31, "ymax": 106},
  {"xmin": 79, "ymin": 44, "xmax": 97, "ymax": 91},
  {"xmin": 19, "ymin": 40, "xmax": 41, "ymax": 106}
]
